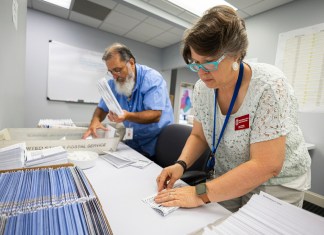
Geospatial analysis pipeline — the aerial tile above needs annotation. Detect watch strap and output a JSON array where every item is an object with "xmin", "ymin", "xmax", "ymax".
[
  {"xmin": 195, "ymin": 183, "xmax": 211, "ymax": 204},
  {"xmin": 175, "ymin": 160, "xmax": 187, "ymax": 172},
  {"xmin": 199, "ymin": 193, "xmax": 210, "ymax": 204}
]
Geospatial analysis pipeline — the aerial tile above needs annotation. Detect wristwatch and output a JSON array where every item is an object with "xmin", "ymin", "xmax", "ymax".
[{"xmin": 195, "ymin": 183, "xmax": 210, "ymax": 204}]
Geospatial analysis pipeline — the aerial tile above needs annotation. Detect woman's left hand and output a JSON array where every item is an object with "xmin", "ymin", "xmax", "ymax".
[{"xmin": 154, "ymin": 185, "xmax": 205, "ymax": 208}]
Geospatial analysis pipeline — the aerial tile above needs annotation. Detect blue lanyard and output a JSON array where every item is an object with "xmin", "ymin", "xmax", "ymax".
[{"xmin": 207, "ymin": 62, "xmax": 244, "ymax": 171}]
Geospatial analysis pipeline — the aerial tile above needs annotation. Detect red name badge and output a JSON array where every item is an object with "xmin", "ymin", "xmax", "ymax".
[{"xmin": 235, "ymin": 114, "xmax": 250, "ymax": 131}]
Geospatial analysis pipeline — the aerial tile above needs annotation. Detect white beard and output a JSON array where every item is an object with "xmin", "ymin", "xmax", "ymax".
[{"xmin": 114, "ymin": 64, "xmax": 135, "ymax": 97}]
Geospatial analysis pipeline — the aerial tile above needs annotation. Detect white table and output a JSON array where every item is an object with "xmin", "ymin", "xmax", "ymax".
[{"xmin": 84, "ymin": 143, "xmax": 231, "ymax": 235}]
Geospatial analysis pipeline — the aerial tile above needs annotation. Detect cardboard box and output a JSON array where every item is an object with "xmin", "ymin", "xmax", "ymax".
[
  {"xmin": 0, "ymin": 124, "xmax": 125, "ymax": 154},
  {"xmin": 0, "ymin": 164, "xmax": 114, "ymax": 234}
]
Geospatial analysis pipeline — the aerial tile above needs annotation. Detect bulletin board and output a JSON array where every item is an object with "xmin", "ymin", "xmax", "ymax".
[
  {"xmin": 47, "ymin": 40, "xmax": 107, "ymax": 104},
  {"xmin": 275, "ymin": 23, "xmax": 324, "ymax": 112}
]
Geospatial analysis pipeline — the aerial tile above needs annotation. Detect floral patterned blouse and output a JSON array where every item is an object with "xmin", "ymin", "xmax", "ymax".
[{"xmin": 193, "ymin": 63, "xmax": 311, "ymax": 186}]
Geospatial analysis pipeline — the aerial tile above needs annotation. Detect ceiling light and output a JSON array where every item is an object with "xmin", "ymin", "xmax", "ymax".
[
  {"xmin": 42, "ymin": 0, "xmax": 72, "ymax": 9},
  {"xmin": 166, "ymin": 0, "xmax": 237, "ymax": 17}
]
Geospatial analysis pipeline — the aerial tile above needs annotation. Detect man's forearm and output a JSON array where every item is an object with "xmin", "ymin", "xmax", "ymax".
[
  {"xmin": 91, "ymin": 107, "xmax": 108, "ymax": 123},
  {"xmin": 125, "ymin": 110, "xmax": 161, "ymax": 124}
]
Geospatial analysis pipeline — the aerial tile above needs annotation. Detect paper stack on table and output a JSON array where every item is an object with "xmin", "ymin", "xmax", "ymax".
[
  {"xmin": 200, "ymin": 191, "xmax": 324, "ymax": 235},
  {"xmin": 25, "ymin": 146, "xmax": 68, "ymax": 167},
  {"xmin": 37, "ymin": 118, "xmax": 77, "ymax": 128},
  {"xmin": 101, "ymin": 150, "xmax": 152, "ymax": 169},
  {"xmin": 0, "ymin": 143, "xmax": 25, "ymax": 170}
]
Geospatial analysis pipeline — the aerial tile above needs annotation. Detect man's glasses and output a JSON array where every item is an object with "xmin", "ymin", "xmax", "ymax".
[
  {"xmin": 107, "ymin": 61, "xmax": 130, "ymax": 76},
  {"xmin": 107, "ymin": 68, "xmax": 122, "ymax": 76},
  {"xmin": 188, "ymin": 55, "xmax": 225, "ymax": 72}
]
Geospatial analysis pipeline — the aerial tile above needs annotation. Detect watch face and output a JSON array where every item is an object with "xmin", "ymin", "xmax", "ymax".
[{"xmin": 195, "ymin": 183, "xmax": 206, "ymax": 195}]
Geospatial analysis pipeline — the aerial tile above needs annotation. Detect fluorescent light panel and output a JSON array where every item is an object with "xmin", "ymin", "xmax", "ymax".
[
  {"xmin": 42, "ymin": 0, "xmax": 72, "ymax": 9},
  {"xmin": 167, "ymin": 0, "xmax": 237, "ymax": 17}
]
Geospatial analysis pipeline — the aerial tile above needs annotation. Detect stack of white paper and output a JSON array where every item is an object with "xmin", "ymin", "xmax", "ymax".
[
  {"xmin": 97, "ymin": 77, "xmax": 123, "ymax": 116},
  {"xmin": 25, "ymin": 146, "xmax": 68, "ymax": 167},
  {"xmin": 0, "ymin": 143, "xmax": 25, "ymax": 170},
  {"xmin": 102, "ymin": 150, "xmax": 152, "ymax": 169},
  {"xmin": 37, "ymin": 118, "xmax": 77, "ymax": 128},
  {"xmin": 201, "ymin": 192, "xmax": 324, "ymax": 235}
]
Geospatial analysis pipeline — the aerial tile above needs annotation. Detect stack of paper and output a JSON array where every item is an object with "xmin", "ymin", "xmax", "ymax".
[
  {"xmin": 25, "ymin": 146, "xmax": 68, "ymax": 167},
  {"xmin": 37, "ymin": 118, "xmax": 77, "ymax": 128},
  {"xmin": 102, "ymin": 150, "xmax": 152, "ymax": 169},
  {"xmin": 201, "ymin": 192, "xmax": 324, "ymax": 235},
  {"xmin": 97, "ymin": 77, "xmax": 123, "ymax": 116},
  {"xmin": 0, "ymin": 143, "xmax": 25, "ymax": 170}
]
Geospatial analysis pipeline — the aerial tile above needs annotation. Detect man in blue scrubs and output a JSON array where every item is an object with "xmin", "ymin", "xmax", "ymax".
[{"xmin": 83, "ymin": 43, "xmax": 174, "ymax": 158}]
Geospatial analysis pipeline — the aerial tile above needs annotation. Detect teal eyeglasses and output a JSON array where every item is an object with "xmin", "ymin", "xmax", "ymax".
[{"xmin": 188, "ymin": 55, "xmax": 225, "ymax": 72}]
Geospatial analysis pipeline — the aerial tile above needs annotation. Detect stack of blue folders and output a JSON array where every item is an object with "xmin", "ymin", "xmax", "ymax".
[
  {"xmin": 0, "ymin": 143, "xmax": 25, "ymax": 170},
  {"xmin": 0, "ymin": 166, "xmax": 113, "ymax": 235}
]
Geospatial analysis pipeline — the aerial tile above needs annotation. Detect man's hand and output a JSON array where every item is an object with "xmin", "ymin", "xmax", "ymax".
[
  {"xmin": 107, "ymin": 110, "xmax": 128, "ymax": 123},
  {"xmin": 82, "ymin": 120, "xmax": 108, "ymax": 139}
]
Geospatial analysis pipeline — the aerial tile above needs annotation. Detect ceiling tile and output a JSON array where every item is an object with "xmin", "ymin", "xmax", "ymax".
[
  {"xmin": 103, "ymin": 11, "xmax": 141, "ymax": 31},
  {"xmin": 31, "ymin": 0, "xmax": 69, "ymax": 19},
  {"xmin": 177, "ymin": 11, "xmax": 199, "ymax": 24},
  {"xmin": 236, "ymin": 10, "xmax": 251, "ymax": 19},
  {"xmin": 99, "ymin": 23, "xmax": 129, "ymax": 36},
  {"xmin": 147, "ymin": 0, "xmax": 185, "ymax": 16},
  {"xmin": 145, "ymin": 39, "xmax": 170, "ymax": 48},
  {"xmin": 28, "ymin": 0, "xmax": 295, "ymax": 49},
  {"xmin": 144, "ymin": 17, "xmax": 173, "ymax": 30},
  {"xmin": 69, "ymin": 11, "xmax": 102, "ymax": 28},
  {"xmin": 227, "ymin": 0, "xmax": 262, "ymax": 9},
  {"xmin": 168, "ymin": 27, "xmax": 185, "ymax": 37},
  {"xmin": 126, "ymin": 22, "xmax": 165, "ymax": 41},
  {"xmin": 88, "ymin": 0, "xmax": 117, "ymax": 9},
  {"xmin": 243, "ymin": 0, "xmax": 294, "ymax": 15},
  {"xmin": 114, "ymin": 4, "xmax": 148, "ymax": 21},
  {"xmin": 155, "ymin": 31, "xmax": 182, "ymax": 44}
]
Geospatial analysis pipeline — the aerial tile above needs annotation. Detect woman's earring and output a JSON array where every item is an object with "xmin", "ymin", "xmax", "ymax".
[{"xmin": 232, "ymin": 62, "xmax": 239, "ymax": 71}]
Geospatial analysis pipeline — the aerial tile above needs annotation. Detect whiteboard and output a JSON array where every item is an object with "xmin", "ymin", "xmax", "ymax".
[{"xmin": 47, "ymin": 40, "xmax": 106, "ymax": 103}]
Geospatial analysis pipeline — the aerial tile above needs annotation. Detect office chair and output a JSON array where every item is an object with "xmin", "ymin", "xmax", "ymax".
[{"xmin": 155, "ymin": 124, "xmax": 210, "ymax": 186}]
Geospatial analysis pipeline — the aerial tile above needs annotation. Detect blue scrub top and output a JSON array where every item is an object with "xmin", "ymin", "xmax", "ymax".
[{"xmin": 98, "ymin": 64, "xmax": 174, "ymax": 157}]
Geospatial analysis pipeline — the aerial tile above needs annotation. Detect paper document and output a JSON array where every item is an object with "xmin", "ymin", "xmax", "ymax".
[
  {"xmin": 102, "ymin": 150, "xmax": 152, "ymax": 169},
  {"xmin": 97, "ymin": 77, "xmax": 123, "ymax": 116},
  {"xmin": 101, "ymin": 152, "xmax": 135, "ymax": 168},
  {"xmin": 142, "ymin": 183, "xmax": 186, "ymax": 216}
]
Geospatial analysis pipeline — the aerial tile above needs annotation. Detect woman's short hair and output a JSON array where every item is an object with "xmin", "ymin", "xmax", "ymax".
[{"xmin": 182, "ymin": 5, "xmax": 248, "ymax": 63}]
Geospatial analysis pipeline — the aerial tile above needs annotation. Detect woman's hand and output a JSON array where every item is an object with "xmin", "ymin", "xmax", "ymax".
[
  {"xmin": 154, "ymin": 186, "xmax": 204, "ymax": 208},
  {"xmin": 156, "ymin": 164, "xmax": 184, "ymax": 192}
]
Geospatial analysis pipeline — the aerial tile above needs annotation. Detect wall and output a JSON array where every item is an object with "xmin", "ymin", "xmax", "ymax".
[
  {"xmin": 25, "ymin": 9, "xmax": 167, "ymax": 128},
  {"xmin": 0, "ymin": 0, "xmax": 27, "ymax": 129},
  {"xmin": 168, "ymin": 0, "xmax": 324, "ymax": 196}
]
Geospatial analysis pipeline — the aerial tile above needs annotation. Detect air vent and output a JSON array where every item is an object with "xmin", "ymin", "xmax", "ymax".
[{"xmin": 72, "ymin": 0, "xmax": 111, "ymax": 21}]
